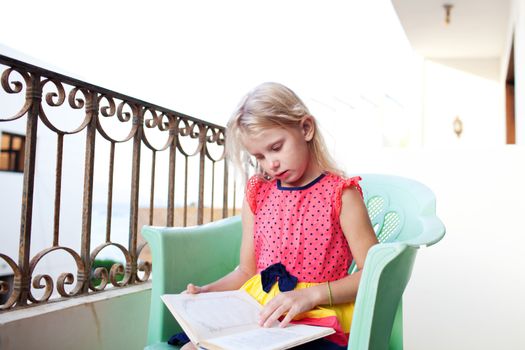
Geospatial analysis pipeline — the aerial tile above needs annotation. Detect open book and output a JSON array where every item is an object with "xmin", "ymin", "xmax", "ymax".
[{"xmin": 161, "ymin": 290, "xmax": 334, "ymax": 350}]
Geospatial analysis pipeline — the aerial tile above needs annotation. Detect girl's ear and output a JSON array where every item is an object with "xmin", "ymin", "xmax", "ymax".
[{"xmin": 301, "ymin": 116, "xmax": 315, "ymax": 142}]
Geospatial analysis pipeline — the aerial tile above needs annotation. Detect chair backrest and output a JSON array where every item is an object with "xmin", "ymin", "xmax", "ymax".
[
  {"xmin": 348, "ymin": 174, "xmax": 445, "ymax": 350},
  {"xmin": 142, "ymin": 216, "xmax": 243, "ymax": 345},
  {"xmin": 360, "ymin": 174, "xmax": 445, "ymax": 247}
]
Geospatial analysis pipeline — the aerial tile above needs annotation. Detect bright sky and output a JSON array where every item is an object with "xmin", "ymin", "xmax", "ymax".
[
  {"xmin": 1, "ymin": 0, "xmax": 421, "ymax": 170},
  {"xmin": 1, "ymin": 0, "xmax": 415, "ymax": 118}
]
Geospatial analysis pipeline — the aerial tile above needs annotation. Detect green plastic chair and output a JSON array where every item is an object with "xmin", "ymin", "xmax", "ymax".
[{"xmin": 142, "ymin": 174, "xmax": 445, "ymax": 350}]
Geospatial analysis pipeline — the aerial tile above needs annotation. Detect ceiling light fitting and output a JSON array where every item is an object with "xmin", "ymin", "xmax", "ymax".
[{"xmin": 443, "ymin": 3, "xmax": 453, "ymax": 25}]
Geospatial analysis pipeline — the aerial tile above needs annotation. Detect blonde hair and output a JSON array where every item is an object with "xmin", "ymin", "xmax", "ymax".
[{"xmin": 226, "ymin": 82, "xmax": 343, "ymax": 181}]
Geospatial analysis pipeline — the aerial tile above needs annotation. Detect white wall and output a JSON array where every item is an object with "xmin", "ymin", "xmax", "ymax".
[
  {"xmin": 0, "ymin": 75, "xmax": 27, "ymax": 272},
  {"xmin": 0, "ymin": 102, "xmax": 25, "ymax": 277},
  {"xmin": 0, "ymin": 284, "xmax": 151, "ymax": 350},
  {"xmin": 350, "ymin": 146, "xmax": 525, "ymax": 350},
  {"xmin": 0, "ymin": 164, "xmax": 23, "ymax": 277},
  {"xmin": 421, "ymin": 59, "xmax": 504, "ymax": 147}
]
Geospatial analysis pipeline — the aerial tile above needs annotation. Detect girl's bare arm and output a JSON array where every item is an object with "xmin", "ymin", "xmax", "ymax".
[
  {"xmin": 322, "ymin": 186, "xmax": 378, "ymax": 303},
  {"xmin": 186, "ymin": 197, "xmax": 257, "ymax": 293}
]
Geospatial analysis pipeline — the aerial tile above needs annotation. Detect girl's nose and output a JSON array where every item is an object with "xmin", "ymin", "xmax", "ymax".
[{"xmin": 270, "ymin": 159, "xmax": 280, "ymax": 169}]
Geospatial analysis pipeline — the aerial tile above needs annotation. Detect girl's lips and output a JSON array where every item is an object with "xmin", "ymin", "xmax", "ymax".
[{"xmin": 275, "ymin": 170, "xmax": 289, "ymax": 178}]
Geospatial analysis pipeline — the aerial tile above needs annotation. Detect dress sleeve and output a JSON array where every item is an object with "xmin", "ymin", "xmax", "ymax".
[
  {"xmin": 334, "ymin": 176, "xmax": 363, "ymax": 218},
  {"xmin": 246, "ymin": 175, "xmax": 265, "ymax": 214}
]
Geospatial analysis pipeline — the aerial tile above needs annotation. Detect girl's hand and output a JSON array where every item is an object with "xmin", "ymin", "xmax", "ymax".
[
  {"xmin": 185, "ymin": 283, "xmax": 208, "ymax": 294},
  {"xmin": 259, "ymin": 288, "xmax": 320, "ymax": 328}
]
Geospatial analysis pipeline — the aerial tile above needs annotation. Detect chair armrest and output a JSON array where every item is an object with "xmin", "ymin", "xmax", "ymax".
[
  {"xmin": 402, "ymin": 214, "xmax": 446, "ymax": 248},
  {"xmin": 142, "ymin": 216, "xmax": 242, "ymax": 345},
  {"xmin": 142, "ymin": 217, "xmax": 242, "ymax": 293},
  {"xmin": 349, "ymin": 243, "xmax": 417, "ymax": 350},
  {"xmin": 419, "ymin": 214, "xmax": 446, "ymax": 247}
]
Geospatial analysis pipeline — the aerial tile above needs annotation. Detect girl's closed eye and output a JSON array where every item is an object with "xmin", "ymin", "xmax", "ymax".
[{"xmin": 271, "ymin": 143, "xmax": 282, "ymax": 152}]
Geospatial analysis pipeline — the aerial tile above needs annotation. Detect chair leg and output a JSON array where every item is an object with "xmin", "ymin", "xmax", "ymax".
[{"xmin": 389, "ymin": 300, "xmax": 404, "ymax": 350}]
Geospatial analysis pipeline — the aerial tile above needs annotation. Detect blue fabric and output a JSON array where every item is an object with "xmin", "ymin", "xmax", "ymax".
[
  {"xmin": 167, "ymin": 331, "xmax": 344, "ymax": 349},
  {"xmin": 167, "ymin": 332, "xmax": 190, "ymax": 346},
  {"xmin": 261, "ymin": 262, "xmax": 298, "ymax": 293},
  {"xmin": 290, "ymin": 338, "xmax": 347, "ymax": 349}
]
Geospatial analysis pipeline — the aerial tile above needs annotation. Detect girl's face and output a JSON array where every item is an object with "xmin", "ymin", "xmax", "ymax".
[{"xmin": 241, "ymin": 117, "xmax": 321, "ymax": 187}]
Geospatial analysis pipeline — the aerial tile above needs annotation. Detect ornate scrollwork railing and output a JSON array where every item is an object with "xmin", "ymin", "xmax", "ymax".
[{"xmin": 0, "ymin": 54, "xmax": 234, "ymax": 311}]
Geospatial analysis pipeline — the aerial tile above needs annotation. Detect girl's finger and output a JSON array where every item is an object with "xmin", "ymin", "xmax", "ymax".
[
  {"xmin": 279, "ymin": 309, "xmax": 296, "ymax": 328},
  {"xmin": 262, "ymin": 304, "xmax": 288, "ymax": 328},
  {"xmin": 259, "ymin": 296, "xmax": 283, "ymax": 324},
  {"xmin": 187, "ymin": 283, "xmax": 200, "ymax": 294}
]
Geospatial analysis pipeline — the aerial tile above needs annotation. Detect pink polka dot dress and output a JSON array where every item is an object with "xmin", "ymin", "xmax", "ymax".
[
  {"xmin": 247, "ymin": 172, "xmax": 362, "ymax": 282},
  {"xmin": 240, "ymin": 172, "xmax": 363, "ymax": 346}
]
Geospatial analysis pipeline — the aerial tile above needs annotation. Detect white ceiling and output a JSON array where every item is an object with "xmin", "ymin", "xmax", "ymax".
[{"xmin": 391, "ymin": 0, "xmax": 511, "ymax": 59}]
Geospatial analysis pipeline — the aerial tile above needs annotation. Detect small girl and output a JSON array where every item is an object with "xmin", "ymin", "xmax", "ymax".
[{"xmin": 180, "ymin": 82, "xmax": 378, "ymax": 349}]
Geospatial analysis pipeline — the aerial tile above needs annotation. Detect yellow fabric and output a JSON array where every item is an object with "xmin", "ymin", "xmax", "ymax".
[{"xmin": 240, "ymin": 274, "xmax": 354, "ymax": 332}]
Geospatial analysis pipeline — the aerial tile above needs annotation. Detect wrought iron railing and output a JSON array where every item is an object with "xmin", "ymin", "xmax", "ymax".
[{"xmin": 0, "ymin": 54, "xmax": 236, "ymax": 311}]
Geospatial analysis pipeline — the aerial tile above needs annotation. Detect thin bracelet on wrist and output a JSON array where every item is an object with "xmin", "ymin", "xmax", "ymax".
[{"xmin": 326, "ymin": 281, "xmax": 333, "ymax": 307}]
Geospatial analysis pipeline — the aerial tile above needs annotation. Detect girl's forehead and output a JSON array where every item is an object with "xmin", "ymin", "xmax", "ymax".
[
  {"xmin": 242, "ymin": 126, "xmax": 288, "ymax": 141},
  {"xmin": 241, "ymin": 127, "xmax": 288, "ymax": 149}
]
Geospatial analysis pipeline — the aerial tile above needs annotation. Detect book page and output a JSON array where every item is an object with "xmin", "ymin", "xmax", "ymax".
[
  {"xmin": 201, "ymin": 324, "xmax": 335, "ymax": 350},
  {"xmin": 162, "ymin": 290, "xmax": 263, "ymax": 341}
]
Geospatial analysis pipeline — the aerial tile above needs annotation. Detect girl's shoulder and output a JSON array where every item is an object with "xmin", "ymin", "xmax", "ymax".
[
  {"xmin": 331, "ymin": 174, "xmax": 363, "ymax": 217},
  {"xmin": 246, "ymin": 174, "xmax": 272, "ymax": 193},
  {"xmin": 336, "ymin": 175, "xmax": 363, "ymax": 195},
  {"xmin": 246, "ymin": 174, "xmax": 273, "ymax": 213},
  {"xmin": 324, "ymin": 173, "xmax": 362, "ymax": 192}
]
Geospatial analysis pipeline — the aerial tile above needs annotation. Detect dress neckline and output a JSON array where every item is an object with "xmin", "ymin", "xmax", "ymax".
[{"xmin": 277, "ymin": 173, "xmax": 326, "ymax": 191}]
